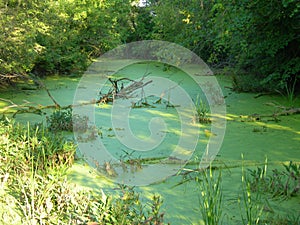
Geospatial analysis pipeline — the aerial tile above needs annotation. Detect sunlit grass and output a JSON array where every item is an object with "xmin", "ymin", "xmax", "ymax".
[{"xmin": 0, "ymin": 118, "xmax": 167, "ymax": 224}]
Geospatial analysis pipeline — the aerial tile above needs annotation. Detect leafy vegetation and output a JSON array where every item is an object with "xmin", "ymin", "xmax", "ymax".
[
  {"xmin": 46, "ymin": 109, "xmax": 74, "ymax": 132},
  {"xmin": 0, "ymin": 117, "xmax": 75, "ymax": 173},
  {"xmin": 247, "ymin": 161, "xmax": 300, "ymax": 198},
  {"xmin": 195, "ymin": 95, "xmax": 211, "ymax": 124},
  {"xmin": 1, "ymin": 0, "xmax": 299, "ymax": 224},
  {"xmin": 147, "ymin": 0, "xmax": 300, "ymax": 95},
  {"xmin": 1, "ymin": 0, "xmax": 299, "ymax": 96},
  {"xmin": 0, "ymin": 117, "xmax": 166, "ymax": 224},
  {"xmin": 0, "ymin": 0, "xmax": 136, "ymax": 80}
]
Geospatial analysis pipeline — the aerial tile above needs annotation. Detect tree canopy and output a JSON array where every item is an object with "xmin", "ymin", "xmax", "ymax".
[{"xmin": 0, "ymin": 0, "xmax": 299, "ymax": 94}]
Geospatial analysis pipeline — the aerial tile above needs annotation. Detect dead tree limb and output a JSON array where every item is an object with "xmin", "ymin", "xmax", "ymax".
[
  {"xmin": 272, "ymin": 108, "xmax": 300, "ymax": 117},
  {"xmin": 32, "ymin": 77, "xmax": 61, "ymax": 109},
  {"xmin": 245, "ymin": 108, "xmax": 300, "ymax": 122},
  {"xmin": 1, "ymin": 76, "xmax": 153, "ymax": 117},
  {"xmin": 96, "ymin": 76, "xmax": 152, "ymax": 104}
]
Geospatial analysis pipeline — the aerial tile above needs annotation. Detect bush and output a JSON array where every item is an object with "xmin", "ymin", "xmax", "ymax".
[
  {"xmin": 46, "ymin": 109, "xmax": 74, "ymax": 132},
  {"xmin": 0, "ymin": 117, "xmax": 75, "ymax": 174},
  {"xmin": 0, "ymin": 0, "xmax": 136, "ymax": 78},
  {"xmin": 0, "ymin": 117, "xmax": 167, "ymax": 224},
  {"xmin": 232, "ymin": 73, "xmax": 271, "ymax": 93}
]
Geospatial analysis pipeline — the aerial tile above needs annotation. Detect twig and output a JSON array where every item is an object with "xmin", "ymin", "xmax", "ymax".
[
  {"xmin": 97, "ymin": 76, "xmax": 153, "ymax": 103},
  {"xmin": 0, "ymin": 76, "xmax": 153, "ymax": 117},
  {"xmin": 33, "ymin": 78, "xmax": 61, "ymax": 108},
  {"xmin": 249, "ymin": 108, "xmax": 300, "ymax": 119},
  {"xmin": 44, "ymin": 87, "xmax": 61, "ymax": 108}
]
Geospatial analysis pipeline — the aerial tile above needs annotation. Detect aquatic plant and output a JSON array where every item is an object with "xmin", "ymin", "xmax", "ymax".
[
  {"xmin": 46, "ymin": 108, "xmax": 73, "ymax": 131},
  {"xmin": 248, "ymin": 161, "xmax": 300, "ymax": 198},
  {"xmin": 176, "ymin": 155, "xmax": 299, "ymax": 224},
  {"xmin": 72, "ymin": 113, "xmax": 89, "ymax": 132},
  {"xmin": 264, "ymin": 213, "xmax": 300, "ymax": 225},
  {"xmin": 239, "ymin": 155, "xmax": 265, "ymax": 225},
  {"xmin": 3, "ymin": 174, "xmax": 166, "ymax": 225},
  {"xmin": 109, "ymin": 185, "xmax": 165, "ymax": 225},
  {"xmin": 252, "ymin": 126, "xmax": 267, "ymax": 133},
  {"xmin": 275, "ymin": 76, "xmax": 298, "ymax": 107},
  {"xmin": 195, "ymin": 95, "xmax": 211, "ymax": 124},
  {"xmin": 0, "ymin": 118, "xmax": 75, "ymax": 174},
  {"xmin": 47, "ymin": 108, "xmax": 90, "ymax": 133},
  {"xmin": 119, "ymin": 150, "xmax": 142, "ymax": 174},
  {"xmin": 197, "ymin": 167, "xmax": 223, "ymax": 225}
]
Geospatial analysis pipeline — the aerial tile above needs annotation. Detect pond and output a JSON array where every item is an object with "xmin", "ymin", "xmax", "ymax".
[{"xmin": 1, "ymin": 61, "xmax": 299, "ymax": 224}]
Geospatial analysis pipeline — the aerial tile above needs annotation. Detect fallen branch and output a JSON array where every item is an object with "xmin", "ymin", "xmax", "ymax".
[
  {"xmin": 0, "ymin": 76, "xmax": 153, "ymax": 117},
  {"xmin": 32, "ymin": 77, "xmax": 61, "ymax": 108},
  {"xmin": 0, "ymin": 73, "xmax": 28, "ymax": 86},
  {"xmin": 0, "ymin": 97, "xmax": 91, "ymax": 117},
  {"xmin": 96, "ymin": 76, "xmax": 152, "ymax": 104},
  {"xmin": 272, "ymin": 108, "xmax": 300, "ymax": 117},
  {"xmin": 243, "ymin": 108, "xmax": 300, "ymax": 122}
]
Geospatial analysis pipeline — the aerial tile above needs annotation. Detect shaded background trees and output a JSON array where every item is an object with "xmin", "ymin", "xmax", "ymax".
[
  {"xmin": 1, "ymin": 0, "xmax": 299, "ymax": 95},
  {"xmin": 0, "ymin": 0, "xmax": 136, "ymax": 78},
  {"xmin": 146, "ymin": 0, "xmax": 300, "ymax": 93}
]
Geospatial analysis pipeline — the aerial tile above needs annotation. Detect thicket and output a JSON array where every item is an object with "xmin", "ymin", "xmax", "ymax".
[
  {"xmin": 147, "ymin": 0, "xmax": 300, "ymax": 94},
  {"xmin": 0, "ymin": 0, "xmax": 299, "ymax": 95},
  {"xmin": 0, "ymin": 0, "xmax": 136, "ymax": 78},
  {"xmin": 0, "ymin": 118, "xmax": 166, "ymax": 224}
]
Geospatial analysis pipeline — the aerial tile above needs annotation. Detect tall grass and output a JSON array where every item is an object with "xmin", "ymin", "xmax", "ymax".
[
  {"xmin": 197, "ymin": 166, "xmax": 223, "ymax": 225},
  {"xmin": 178, "ymin": 155, "xmax": 299, "ymax": 225},
  {"xmin": 0, "ymin": 117, "xmax": 167, "ymax": 224},
  {"xmin": 239, "ymin": 154, "xmax": 265, "ymax": 225}
]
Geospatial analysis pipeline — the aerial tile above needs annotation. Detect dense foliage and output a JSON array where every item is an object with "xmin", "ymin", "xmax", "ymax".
[
  {"xmin": 0, "ymin": 0, "xmax": 137, "ymax": 77},
  {"xmin": 147, "ymin": 0, "xmax": 300, "ymax": 93},
  {"xmin": 0, "ymin": 0, "xmax": 299, "ymax": 94},
  {"xmin": 0, "ymin": 118, "xmax": 166, "ymax": 224}
]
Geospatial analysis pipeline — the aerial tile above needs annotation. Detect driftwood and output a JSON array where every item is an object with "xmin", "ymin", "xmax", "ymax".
[
  {"xmin": 236, "ymin": 101, "xmax": 300, "ymax": 122},
  {"xmin": 0, "ymin": 98, "xmax": 62, "ymax": 117},
  {"xmin": 96, "ymin": 76, "xmax": 152, "ymax": 104},
  {"xmin": 246, "ymin": 103, "xmax": 300, "ymax": 121},
  {"xmin": 0, "ymin": 77, "xmax": 64, "ymax": 117}
]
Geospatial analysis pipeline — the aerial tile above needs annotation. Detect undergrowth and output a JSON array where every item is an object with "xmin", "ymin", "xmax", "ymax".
[
  {"xmin": 247, "ymin": 161, "xmax": 300, "ymax": 198},
  {"xmin": 179, "ymin": 158, "xmax": 300, "ymax": 225},
  {"xmin": 0, "ymin": 117, "xmax": 166, "ymax": 224}
]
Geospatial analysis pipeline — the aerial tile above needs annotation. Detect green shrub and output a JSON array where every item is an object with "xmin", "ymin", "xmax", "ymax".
[
  {"xmin": 46, "ymin": 109, "xmax": 73, "ymax": 132},
  {"xmin": 0, "ymin": 117, "xmax": 167, "ymax": 224},
  {"xmin": 46, "ymin": 108, "xmax": 89, "ymax": 133},
  {"xmin": 0, "ymin": 117, "xmax": 75, "ymax": 176},
  {"xmin": 1, "ymin": 175, "xmax": 166, "ymax": 225}
]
